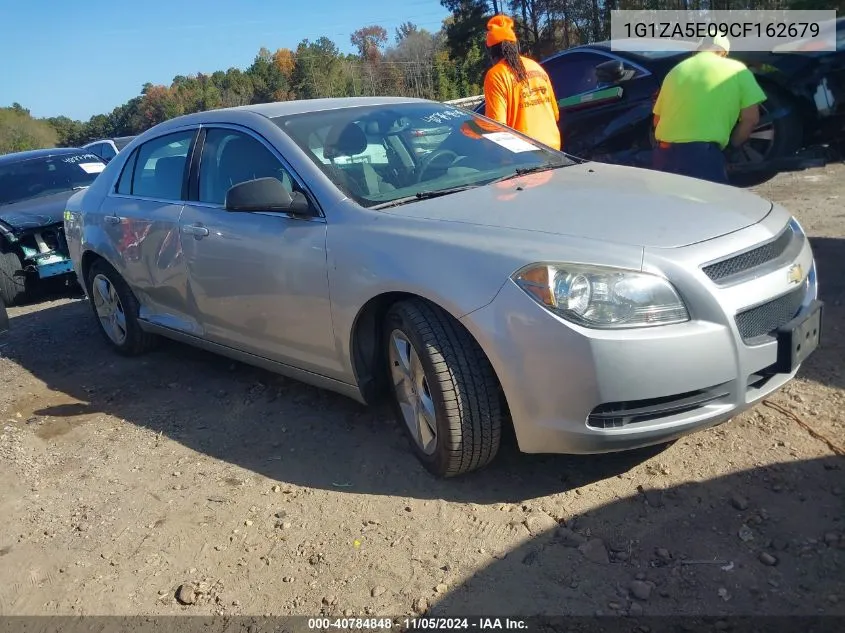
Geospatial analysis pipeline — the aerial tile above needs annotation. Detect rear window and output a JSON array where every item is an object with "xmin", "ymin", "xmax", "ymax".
[{"xmin": 0, "ymin": 153, "xmax": 106, "ymax": 206}]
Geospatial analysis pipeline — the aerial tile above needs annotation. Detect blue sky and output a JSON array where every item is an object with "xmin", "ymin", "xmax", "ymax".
[{"xmin": 0, "ymin": 0, "xmax": 451, "ymax": 121}]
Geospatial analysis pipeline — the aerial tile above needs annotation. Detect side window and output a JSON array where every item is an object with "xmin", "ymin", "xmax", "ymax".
[
  {"xmin": 198, "ymin": 128, "xmax": 295, "ymax": 205},
  {"xmin": 546, "ymin": 52, "xmax": 644, "ymax": 99},
  {"xmin": 545, "ymin": 53, "xmax": 608, "ymax": 99},
  {"xmin": 86, "ymin": 143, "xmax": 104, "ymax": 159},
  {"xmin": 116, "ymin": 147, "xmax": 138, "ymax": 194},
  {"xmin": 130, "ymin": 130, "xmax": 195, "ymax": 200},
  {"xmin": 100, "ymin": 143, "xmax": 117, "ymax": 161}
]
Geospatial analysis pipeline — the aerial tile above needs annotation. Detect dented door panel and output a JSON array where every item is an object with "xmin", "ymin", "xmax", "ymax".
[{"xmin": 98, "ymin": 195, "xmax": 196, "ymax": 334}]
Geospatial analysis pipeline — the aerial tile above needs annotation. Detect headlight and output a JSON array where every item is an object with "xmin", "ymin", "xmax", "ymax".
[{"xmin": 512, "ymin": 263, "xmax": 689, "ymax": 329}]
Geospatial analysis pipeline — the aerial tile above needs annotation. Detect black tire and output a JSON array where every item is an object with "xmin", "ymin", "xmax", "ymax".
[
  {"xmin": 0, "ymin": 241, "xmax": 27, "ymax": 306},
  {"xmin": 383, "ymin": 298, "xmax": 502, "ymax": 478},
  {"xmin": 727, "ymin": 87, "xmax": 803, "ymax": 188},
  {"xmin": 85, "ymin": 258, "xmax": 158, "ymax": 356}
]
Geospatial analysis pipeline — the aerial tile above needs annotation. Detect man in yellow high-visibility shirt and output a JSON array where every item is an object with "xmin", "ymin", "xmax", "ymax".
[{"xmin": 652, "ymin": 34, "xmax": 767, "ymax": 184}]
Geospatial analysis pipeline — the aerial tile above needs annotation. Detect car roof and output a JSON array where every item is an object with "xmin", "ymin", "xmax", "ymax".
[
  {"xmin": 131, "ymin": 95, "xmax": 439, "ymax": 141},
  {"xmin": 221, "ymin": 95, "xmax": 430, "ymax": 118},
  {"xmin": 150, "ymin": 96, "xmax": 433, "ymax": 129},
  {"xmin": 0, "ymin": 147, "xmax": 95, "ymax": 166},
  {"xmin": 542, "ymin": 38, "xmax": 695, "ymax": 65},
  {"xmin": 84, "ymin": 136, "xmax": 136, "ymax": 145}
]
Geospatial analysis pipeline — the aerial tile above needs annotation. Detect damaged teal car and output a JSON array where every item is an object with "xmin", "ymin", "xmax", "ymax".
[{"xmin": 0, "ymin": 148, "xmax": 107, "ymax": 305}]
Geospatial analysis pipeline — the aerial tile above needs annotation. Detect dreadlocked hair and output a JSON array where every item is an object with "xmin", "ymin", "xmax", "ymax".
[{"xmin": 499, "ymin": 40, "xmax": 528, "ymax": 83}]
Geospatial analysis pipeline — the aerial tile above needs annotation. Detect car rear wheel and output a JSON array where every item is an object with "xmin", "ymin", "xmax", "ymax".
[
  {"xmin": 0, "ymin": 241, "xmax": 27, "ymax": 306},
  {"xmin": 86, "ymin": 259, "xmax": 158, "ymax": 356},
  {"xmin": 383, "ymin": 298, "xmax": 502, "ymax": 478},
  {"xmin": 727, "ymin": 89, "xmax": 803, "ymax": 187}
]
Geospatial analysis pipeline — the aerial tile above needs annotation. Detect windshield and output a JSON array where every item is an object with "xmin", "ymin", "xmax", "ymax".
[
  {"xmin": 273, "ymin": 103, "xmax": 574, "ymax": 208},
  {"xmin": 0, "ymin": 152, "xmax": 106, "ymax": 206}
]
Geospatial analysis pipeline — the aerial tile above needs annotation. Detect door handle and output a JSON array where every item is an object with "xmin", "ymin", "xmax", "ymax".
[
  {"xmin": 182, "ymin": 224, "xmax": 210, "ymax": 238},
  {"xmin": 104, "ymin": 215, "xmax": 121, "ymax": 224}
]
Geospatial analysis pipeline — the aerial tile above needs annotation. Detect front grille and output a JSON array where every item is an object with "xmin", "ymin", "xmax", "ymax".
[
  {"xmin": 735, "ymin": 284, "xmax": 806, "ymax": 342},
  {"xmin": 587, "ymin": 384, "xmax": 731, "ymax": 429},
  {"xmin": 702, "ymin": 226, "xmax": 793, "ymax": 282}
]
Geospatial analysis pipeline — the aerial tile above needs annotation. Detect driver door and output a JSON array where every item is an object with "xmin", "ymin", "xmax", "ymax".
[{"xmin": 179, "ymin": 126, "xmax": 341, "ymax": 378}]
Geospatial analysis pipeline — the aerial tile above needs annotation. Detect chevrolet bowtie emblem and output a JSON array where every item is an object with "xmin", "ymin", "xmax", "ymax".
[{"xmin": 787, "ymin": 263, "xmax": 804, "ymax": 285}]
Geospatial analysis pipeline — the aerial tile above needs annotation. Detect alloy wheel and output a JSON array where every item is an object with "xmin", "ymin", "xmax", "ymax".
[
  {"xmin": 388, "ymin": 329, "xmax": 438, "ymax": 455},
  {"xmin": 92, "ymin": 273, "xmax": 128, "ymax": 345},
  {"xmin": 731, "ymin": 101, "xmax": 776, "ymax": 167}
]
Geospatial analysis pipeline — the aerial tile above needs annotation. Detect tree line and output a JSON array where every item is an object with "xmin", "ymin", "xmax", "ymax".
[{"xmin": 1, "ymin": 0, "xmax": 838, "ymax": 155}]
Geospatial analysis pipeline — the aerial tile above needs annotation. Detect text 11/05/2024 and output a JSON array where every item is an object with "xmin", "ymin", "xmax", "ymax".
[{"xmin": 306, "ymin": 617, "xmax": 528, "ymax": 630}]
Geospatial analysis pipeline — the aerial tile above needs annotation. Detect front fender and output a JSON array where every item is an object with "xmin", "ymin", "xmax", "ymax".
[{"xmin": 324, "ymin": 202, "xmax": 645, "ymax": 380}]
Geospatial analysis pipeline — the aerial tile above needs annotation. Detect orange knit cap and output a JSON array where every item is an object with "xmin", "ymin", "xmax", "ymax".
[{"xmin": 486, "ymin": 14, "xmax": 517, "ymax": 47}]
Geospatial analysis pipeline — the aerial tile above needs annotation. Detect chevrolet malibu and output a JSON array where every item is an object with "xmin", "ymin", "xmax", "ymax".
[{"xmin": 63, "ymin": 96, "xmax": 823, "ymax": 478}]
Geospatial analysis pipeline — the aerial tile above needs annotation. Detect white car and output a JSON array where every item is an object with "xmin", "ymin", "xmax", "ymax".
[{"xmin": 82, "ymin": 136, "xmax": 136, "ymax": 163}]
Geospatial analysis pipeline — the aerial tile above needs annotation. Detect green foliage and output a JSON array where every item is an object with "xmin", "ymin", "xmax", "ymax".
[
  {"xmin": 441, "ymin": 0, "xmax": 491, "ymax": 60},
  {"xmin": 0, "ymin": 106, "xmax": 58, "ymax": 154}
]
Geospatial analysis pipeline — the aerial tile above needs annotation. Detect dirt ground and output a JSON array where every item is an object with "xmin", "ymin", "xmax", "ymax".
[{"xmin": 0, "ymin": 164, "xmax": 843, "ymax": 622}]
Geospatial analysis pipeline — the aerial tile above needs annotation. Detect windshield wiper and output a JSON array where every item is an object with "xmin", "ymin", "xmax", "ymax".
[
  {"xmin": 370, "ymin": 185, "xmax": 480, "ymax": 210},
  {"xmin": 72, "ymin": 186, "xmax": 90, "ymax": 191},
  {"xmin": 487, "ymin": 162, "xmax": 571, "ymax": 185}
]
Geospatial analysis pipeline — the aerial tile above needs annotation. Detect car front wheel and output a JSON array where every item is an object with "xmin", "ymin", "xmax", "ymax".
[
  {"xmin": 0, "ymin": 241, "xmax": 27, "ymax": 306},
  {"xmin": 86, "ymin": 259, "xmax": 158, "ymax": 356},
  {"xmin": 383, "ymin": 298, "xmax": 503, "ymax": 478}
]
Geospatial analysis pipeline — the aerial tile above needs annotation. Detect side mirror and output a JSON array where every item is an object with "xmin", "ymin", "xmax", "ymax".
[
  {"xmin": 225, "ymin": 177, "xmax": 313, "ymax": 216},
  {"xmin": 595, "ymin": 59, "xmax": 625, "ymax": 84}
]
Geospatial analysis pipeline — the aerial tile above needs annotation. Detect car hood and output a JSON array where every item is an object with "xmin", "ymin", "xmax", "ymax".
[
  {"xmin": 387, "ymin": 162, "xmax": 773, "ymax": 248},
  {"xmin": 0, "ymin": 190, "xmax": 76, "ymax": 233}
]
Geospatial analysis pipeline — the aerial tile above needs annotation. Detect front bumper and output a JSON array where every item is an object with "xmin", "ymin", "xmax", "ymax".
[
  {"xmin": 460, "ymin": 218, "xmax": 820, "ymax": 455},
  {"xmin": 28, "ymin": 252, "xmax": 75, "ymax": 279},
  {"xmin": 6, "ymin": 222, "xmax": 75, "ymax": 281}
]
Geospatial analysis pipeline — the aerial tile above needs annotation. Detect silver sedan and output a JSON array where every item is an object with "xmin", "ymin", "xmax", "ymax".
[{"xmin": 63, "ymin": 96, "xmax": 823, "ymax": 478}]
